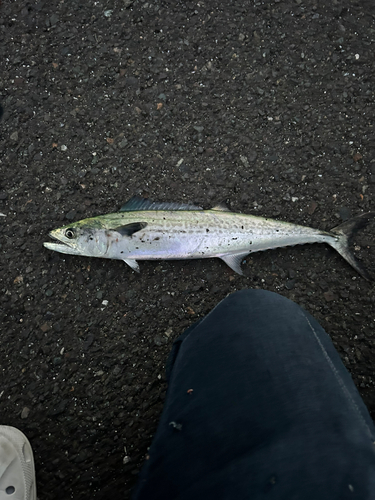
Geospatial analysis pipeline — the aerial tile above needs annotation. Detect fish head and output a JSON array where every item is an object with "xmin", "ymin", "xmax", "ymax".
[{"xmin": 44, "ymin": 220, "xmax": 107, "ymax": 257}]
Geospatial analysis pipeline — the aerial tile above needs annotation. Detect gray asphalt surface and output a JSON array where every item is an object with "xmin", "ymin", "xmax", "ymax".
[{"xmin": 1, "ymin": 1, "xmax": 375, "ymax": 498}]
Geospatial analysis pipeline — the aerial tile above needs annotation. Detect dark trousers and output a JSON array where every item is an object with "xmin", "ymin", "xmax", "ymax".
[{"xmin": 132, "ymin": 289, "xmax": 375, "ymax": 499}]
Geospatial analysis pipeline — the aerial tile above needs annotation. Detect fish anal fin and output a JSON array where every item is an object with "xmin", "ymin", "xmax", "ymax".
[
  {"xmin": 119, "ymin": 196, "xmax": 202, "ymax": 212},
  {"xmin": 123, "ymin": 258, "xmax": 140, "ymax": 273},
  {"xmin": 114, "ymin": 222, "xmax": 147, "ymax": 236},
  {"xmin": 220, "ymin": 253, "xmax": 248, "ymax": 275}
]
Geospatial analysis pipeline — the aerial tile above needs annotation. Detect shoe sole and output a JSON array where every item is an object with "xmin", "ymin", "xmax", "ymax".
[{"xmin": 0, "ymin": 425, "xmax": 36, "ymax": 500}]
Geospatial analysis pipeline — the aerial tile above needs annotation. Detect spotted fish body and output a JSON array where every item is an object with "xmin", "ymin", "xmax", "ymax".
[{"xmin": 44, "ymin": 196, "xmax": 374, "ymax": 279}]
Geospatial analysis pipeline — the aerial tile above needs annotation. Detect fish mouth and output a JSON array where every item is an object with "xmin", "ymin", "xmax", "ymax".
[{"xmin": 43, "ymin": 233, "xmax": 82, "ymax": 255}]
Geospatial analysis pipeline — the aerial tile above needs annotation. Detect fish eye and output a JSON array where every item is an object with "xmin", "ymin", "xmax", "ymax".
[{"xmin": 65, "ymin": 228, "xmax": 75, "ymax": 239}]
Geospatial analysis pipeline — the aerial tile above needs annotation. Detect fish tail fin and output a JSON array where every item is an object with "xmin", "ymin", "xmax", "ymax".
[{"xmin": 329, "ymin": 212, "xmax": 375, "ymax": 281}]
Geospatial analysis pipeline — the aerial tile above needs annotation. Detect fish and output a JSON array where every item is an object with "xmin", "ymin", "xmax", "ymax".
[{"xmin": 43, "ymin": 196, "xmax": 374, "ymax": 280}]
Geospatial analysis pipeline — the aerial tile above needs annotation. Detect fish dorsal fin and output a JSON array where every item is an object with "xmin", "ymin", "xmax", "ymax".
[
  {"xmin": 211, "ymin": 201, "xmax": 230, "ymax": 212},
  {"xmin": 119, "ymin": 196, "xmax": 202, "ymax": 212},
  {"xmin": 219, "ymin": 252, "xmax": 248, "ymax": 275},
  {"xmin": 114, "ymin": 222, "xmax": 147, "ymax": 236}
]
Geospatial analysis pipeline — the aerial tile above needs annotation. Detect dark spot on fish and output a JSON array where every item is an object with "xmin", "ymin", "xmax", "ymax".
[
  {"xmin": 154, "ymin": 237, "xmax": 160, "ymax": 241},
  {"xmin": 206, "ymin": 228, "xmax": 209, "ymax": 233},
  {"xmin": 250, "ymin": 241, "xmax": 252, "ymax": 244},
  {"xmin": 241, "ymin": 226, "xmax": 244, "ymax": 230},
  {"xmin": 135, "ymin": 247, "xmax": 139, "ymax": 249},
  {"xmin": 275, "ymin": 229, "xmax": 279, "ymax": 232},
  {"xmin": 121, "ymin": 251, "xmax": 124, "ymax": 254},
  {"xmin": 89, "ymin": 237, "xmax": 93, "ymax": 241},
  {"xmin": 232, "ymin": 237, "xmax": 237, "ymax": 240}
]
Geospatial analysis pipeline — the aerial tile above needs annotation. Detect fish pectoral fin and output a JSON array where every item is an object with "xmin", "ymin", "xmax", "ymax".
[
  {"xmin": 114, "ymin": 222, "xmax": 147, "ymax": 237},
  {"xmin": 123, "ymin": 258, "xmax": 140, "ymax": 273},
  {"xmin": 220, "ymin": 253, "xmax": 248, "ymax": 275}
]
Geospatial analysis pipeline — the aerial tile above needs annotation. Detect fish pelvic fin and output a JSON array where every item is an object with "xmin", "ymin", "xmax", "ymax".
[
  {"xmin": 329, "ymin": 212, "xmax": 375, "ymax": 281},
  {"xmin": 123, "ymin": 258, "xmax": 140, "ymax": 273}
]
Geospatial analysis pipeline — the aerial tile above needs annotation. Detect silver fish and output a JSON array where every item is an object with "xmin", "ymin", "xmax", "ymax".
[{"xmin": 44, "ymin": 196, "xmax": 374, "ymax": 279}]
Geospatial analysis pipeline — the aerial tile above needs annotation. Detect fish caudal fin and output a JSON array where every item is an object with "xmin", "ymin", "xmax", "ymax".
[{"xmin": 329, "ymin": 212, "xmax": 375, "ymax": 280}]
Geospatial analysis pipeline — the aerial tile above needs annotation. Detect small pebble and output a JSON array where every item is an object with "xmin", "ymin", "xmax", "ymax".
[
  {"xmin": 285, "ymin": 279, "xmax": 296, "ymax": 290},
  {"xmin": 21, "ymin": 407, "xmax": 30, "ymax": 419},
  {"xmin": 339, "ymin": 207, "xmax": 351, "ymax": 221},
  {"xmin": 66, "ymin": 210, "xmax": 77, "ymax": 220},
  {"xmin": 324, "ymin": 291, "xmax": 338, "ymax": 302},
  {"xmin": 240, "ymin": 155, "xmax": 250, "ymax": 168},
  {"xmin": 118, "ymin": 138, "xmax": 128, "ymax": 149},
  {"xmin": 308, "ymin": 201, "xmax": 318, "ymax": 215},
  {"xmin": 164, "ymin": 327, "xmax": 173, "ymax": 338}
]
